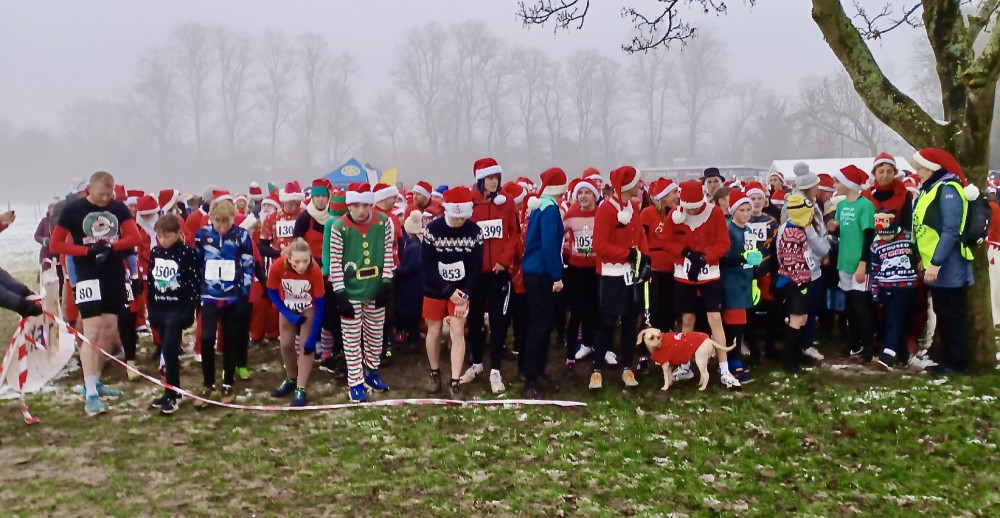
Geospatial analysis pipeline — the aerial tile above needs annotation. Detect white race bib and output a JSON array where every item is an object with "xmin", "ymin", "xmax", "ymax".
[
  {"xmin": 438, "ymin": 261, "xmax": 466, "ymax": 282},
  {"xmin": 151, "ymin": 258, "xmax": 179, "ymax": 286},
  {"xmin": 574, "ymin": 231, "xmax": 593, "ymax": 253},
  {"xmin": 76, "ymin": 279, "xmax": 101, "ymax": 304},
  {"xmin": 205, "ymin": 259, "xmax": 236, "ymax": 282},
  {"xmin": 623, "ymin": 267, "xmax": 635, "ymax": 285},
  {"xmin": 805, "ymin": 254, "xmax": 816, "ymax": 270},
  {"xmin": 275, "ymin": 219, "xmax": 296, "ymax": 239},
  {"xmin": 745, "ymin": 222, "xmax": 766, "ymax": 251},
  {"xmin": 477, "ymin": 219, "xmax": 503, "ymax": 240}
]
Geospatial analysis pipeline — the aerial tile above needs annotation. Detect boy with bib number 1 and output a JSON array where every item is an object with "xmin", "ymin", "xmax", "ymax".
[{"xmin": 421, "ymin": 186, "xmax": 484, "ymax": 399}]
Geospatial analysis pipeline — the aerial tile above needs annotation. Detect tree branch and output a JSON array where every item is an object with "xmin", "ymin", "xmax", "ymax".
[
  {"xmin": 968, "ymin": 0, "xmax": 999, "ymax": 41},
  {"xmin": 812, "ymin": 0, "xmax": 944, "ymax": 148},
  {"xmin": 517, "ymin": 0, "xmax": 590, "ymax": 31},
  {"xmin": 972, "ymin": 2, "xmax": 1000, "ymax": 84},
  {"xmin": 851, "ymin": 1, "xmax": 922, "ymax": 40}
]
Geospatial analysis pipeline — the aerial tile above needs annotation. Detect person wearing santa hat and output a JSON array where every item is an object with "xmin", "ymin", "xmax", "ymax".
[
  {"xmin": 911, "ymin": 148, "xmax": 977, "ymax": 376},
  {"xmin": 767, "ymin": 171, "xmax": 786, "ymax": 196},
  {"xmin": 248, "ymin": 182, "xmax": 266, "ymax": 216},
  {"xmin": 327, "ymin": 182, "xmax": 395, "ymax": 402},
  {"xmin": 260, "ymin": 181, "xmax": 305, "ymax": 259},
  {"xmin": 588, "ymin": 166, "xmax": 651, "ymax": 390},
  {"xmin": 406, "ymin": 181, "xmax": 437, "ymax": 219},
  {"xmin": 247, "ymin": 190, "xmax": 284, "ymax": 349},
  {"xmin": 741, "ymin": 180, "xmax": 782, "ymax": 362},
  {"xmin": 638, "ymin": 178, "xmax": 680, "ymax": 334},
  {"xmin": 765, "ymin": 189, "xmax": 785, "ymax": 220},
  {"xmin": 581, "ymin": 168, "xmax": 603, "ymax": 192},
  {"xmin": 184, "ymin": 186, "xmax": 216, "ymax": 247},
  {"xmin": 832, "ymin": 164, "xmax": 877, "ymax": 362},
  {"xmin": 520, "ymin": 167, "xmax": 568, "ymax": 399},
  {"xmin": 863, "ymin": 153, "xmax": 913, "ymax": 234},
  {"xmin": 421, "ymin": 186, "xmax": 484, "ymax": 399},
  {"xmin": 371, "ymin": 182, "xmax": 403, "ymax": 363},
  {"xmin": 659, "ymin": 180, "xmax": 740, "ymax": 389},
  {"xmin": 987, "ymin": 180, "xmax": 1000, "ymax": 327},
  {"xmin": 817, "ymin": 174, "xmax": 837, "ymax": 205},
  {"xmin": 563, "ymin": 178, "xmax": 602, "ymax": 370},
  {"xmin": 720, "ymin": 190, "xmax": 761, "ymax": 382},
  {"xmin": 459, "ymin": 158, "xmax": 522, "ymax": 387},
  {"xmin": 394, "ymin": 210, "xmax": 426, "ymax": 353},
  {"xmin": 503, "ymin": 181, "xmax": 531, "ymax": 378}
]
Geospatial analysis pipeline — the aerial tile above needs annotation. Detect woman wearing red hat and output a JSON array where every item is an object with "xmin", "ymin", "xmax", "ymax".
[
  {"xmin": 563, "ymin": 179, "xmax": 601, "ymax": 371},
  {"xmin": 639, "ymin": 178, "xmax": 680, "ymax": 334},
  {"xmin": 588, "ymin": 166, "xmax": 650, "ymax": 390},
  {"xmin": 911, "ymin": 148, "xmax": 977, "ymax": 376},
  {"xmin": 863, "ymin": 153, "xmax": 913, "ymax": 234}
]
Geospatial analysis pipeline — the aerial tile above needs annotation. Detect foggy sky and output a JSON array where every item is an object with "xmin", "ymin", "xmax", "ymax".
[{"xmin": 1, "ymin": 0, "xmax": 921, "ymax": 131}]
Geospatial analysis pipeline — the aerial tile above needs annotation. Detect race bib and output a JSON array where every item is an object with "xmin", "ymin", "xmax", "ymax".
[
  {"xmin": 205, "ymin": 259, "xmax": 236, "ymax": 282},
  {"xmin": 76, "ymin": 279, "xmax": 101, "ymax": 304},
  {"xmin": 477, "ymin": 219, "xmax": 503, "ymax": 240},
  {"xmin": 805, "ymin": 253, "xmax": 816, "ymax": 270},
  {"xmin": 438, "ymin": 261, "xmax": 466, "ymax": 282},
  {"xmin": 745, "ymin": 222, "xmax": 766, "ymax": 250},
  {"xmin": 275, "ymin": 219, "xmax": 296, "ymax": 239},
  {"xmin": 678, "ymin": 258, "xmax": 721, "ymax": 281},
  {"xmin": 623, "ymin": 267, "xmax": 635, "ymax": 285},
  {"xmin": 151, "ymin": 258, "xmax": 179, "ymax": 291},
  {"xmin": 574, "ymin": 231, "xmax": 593, "ymax": 253}
]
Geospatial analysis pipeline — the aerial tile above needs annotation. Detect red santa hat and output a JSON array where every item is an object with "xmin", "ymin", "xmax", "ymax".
[
  {"xmin": 728, "ymin": 190, "xmax": 751, "ymax": 215},
  {"xmin": 158, "ymin": 189, "xmax": 179, "ymax": 212},
  {"xmin": 136, "ymin": 195, "xmax": 159, "ymax": 216},
  {"xmin": 988, "ymin": 178, "xmax": 1000, "ymax": 195},
  {"xmin": 516, "ymin": 176, "xmax": 536, "ymax": 193},
  {"xmin": 648, "ymin": 178, "xmax": 678, "ymax": 202},
  {"xmin": 872, "ymin": 152, "xmax": 896, "ymax": 172},
  {"xmin": 412, "ymin": 181, "xmax": 433, "ymax": 199},
  {"xmin": 473, "ymin": 157, "xmax": 503, "ymax": 181},
  {"xmin": 279, "ymin": 181, "xmax": 305, "ymax": 203},
  {"xmin": 248, "ymin": 181, "xmax": 265, "ymax": 201},
  {"xmin": 311, "ymin": 178, "xmax": 332, "ymax": 198},
  {"xmin": 912, "ymin": 148, "xmax": 979, "ymax": 199},
  {"xmin": 744, "ymin": 180, "xmax": 767, "ymax": 199},
  {"xmin": 610, "ymin": 166, "xmax": 641, "ymax": 199},
  {"xmin": 834, "ymin": 165, "xmax": 868, "ymax": 192},
  {"xmin": 442, "ymin": 186, "xmax": 474, "ymax": 220},
  {"xmin": 768, "ymin": 171, "xmax": 785, "ymax": 185},
  {"xmin": 527, "ymin": 167, "xmax": 568, "ymax": 210},
  {"xmin": 582, "ymin": 167, "xmax": 603, "ymax": 184},
  {"xmin": 671, "ymin": 180, "xmax": 707, "ymax": 224},
  {"xmin": 903, "ymin": 173, "xmax": 920, "ymax": 194},
  {"xmin": 818, "ymin": 174, "xmax": 836, "ymax": 193},
  {"xmin": 261, "ymin": 192, "xmax": 281, "ymax": 210},
  {"xmin": 346, "ymin": 182, "xmax": 375, "ymax": 205},
  {"xmin": 114, "ymin": 184, "xmax": 127, "ymax": 201},
  {"xmin": 572, "ymin": 178, "xmax": 600, "ymax": 200},
  {"xmin": 235, "ymin": 193, "xmax": 249, "ymax": 203},
  {"xmin": 212, "ymin": 190, "xmax": 234, "ymax": 203},
  {"xmin": 770, "ymin": 189, "xmax": 786, "ymax": 206},
  {"xmin": 372, "ymin": 183, "xmax": 399, "ymax": 204},
  {"xmin": 502, "ymin": 182, "xmax": 528, "ymax": 205}
]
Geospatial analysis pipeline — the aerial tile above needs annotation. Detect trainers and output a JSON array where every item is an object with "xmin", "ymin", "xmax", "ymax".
[
  {"xmin": 459, "ymin": 364, "xmax": 483, "ymax": 384},
  {"xmin": 672, "ymin": 363, "xmax": 694, "ymax": 381},
  {"xmin": 320, "ymin": 356, "xmax": 348, "ymax": 380},
  {"xmin": 910, "ymin": 352, "xmax": 937, "ymax": 369},
  {"xmin": 349, "ymin": 383, "xmax": 368, "ymax": 403},
  {"xmin": 873, "ymin": 353, "xmax": 894, "ymax": 372},
  {"xmin": 604, "ymin": 351, "xmax": 618, "ymax": 367},
  {"xmin": 193, "ymin": 386, "xmax": 214, "ymax": 409},
  {"xmin": 489, "ymin": 370, "xmax": 506, "ymax": 394},
  {"xmin": 79, "ymin": 383, "xmax": 123, "ymax": 401},
  {"xmin": 588, "ymin": 371, "xmax": 603, "ymax": 390},
  {"xmin": 85, "ymin": 394, "xmax": 107, "ymax": 416},
  {"xmin": 291, "ymin": 388, "xmax": 307, "ymax": 407},
  {"xmin": 426, "ymin": 371, "xmax": 442, "ymax": 393},
  {"xmin": 195, "ymin": 353, "xmax": 202, "ymax": 363},
  {"xmin": 803, "ymin": 347, "xmax": 825, "ymax": 361},
  {"xmin": 126, "ymin": 361, "xmax": 140, "ymax": 381},
  {"xmin": 364, "ymin": 370, "xmax": 390, "ymax": 392},
  {"xmin": 150, "ymin": 395, "xmax": 170, "ymax": 409},
  {"xmin": 220, "ymin": 385, "xmax": 236, "ymax": 404},
  {"xmin": 636, "ymin": 357, "xmax": 649, "ymax": 373},
  {"xmin": 237, "ymin": 367, "xmax": 251, "ymax": 380},
  {"xmin": 271, "ymin": 378, "xmax": 296, "ymax": 398},
  {"xmin": 524, "ymin": 383, "xmax": 540, "ymax": 400},
  {"xmin": 574, "ymin": 345, "xmax": 594, "ymax": 361},
  {"xmin": 848, "ymin": 346, "xmax": 864, "ymax": 357},
  {"xmin": 159, "ymin": 397, "xmax": 178, "ymax": 415},
  {"xmin": 735, "ymin": 368, "xmax": 754, "ymax": 384},
  {"xmin": 622, "ymin": 369, "xmax": 639, "ymax": 388},
  {"xmin": 449, "ymin": 380, "xmax": 463, "ymax": 400},
  {"xmin": 720, "ymin": 372, "xmax": 742, "ymax": 390}
]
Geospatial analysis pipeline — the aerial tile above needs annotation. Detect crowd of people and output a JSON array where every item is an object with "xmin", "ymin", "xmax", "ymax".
[{"xmin": 0, "ymin": 147, "xmax": 989, "ymax": 416}]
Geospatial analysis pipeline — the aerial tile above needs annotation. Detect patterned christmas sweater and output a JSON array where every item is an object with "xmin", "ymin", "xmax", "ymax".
[
  {"xmin": 421, "ymin": 217, "xmax": 484, "ymax": 300},
  {"xmin": 328, "ymin": 212, "xmax": 394, "ymax": 301},
  {"xmin": 777, "ymin": 223, "xmax": 812, "ymax": 286},
  {"xmin": 147, "ymin": 241, "xmax": 201, "ymax": 308},
  {"xmin": 869, "ymin": 233, "xmax": 918, "ymax": 288}
]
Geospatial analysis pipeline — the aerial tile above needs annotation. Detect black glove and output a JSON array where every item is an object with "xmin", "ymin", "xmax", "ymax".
[
  {"xmin": 16, "ymin": 299, "xmax": 42, "ymax": 318},
  {"xmin": 88, "ymin": 241, "xmax": 112, "ymax": 267},
  {"xmin": 374, "ymin": 283, "xmax": 391, "ymax": 309},
  {"xmin": 627, "ymin": 247, "xmax": 639, "ymax": 266},
  {"xmin": 638, "ymin": 254, "xmax": 653, "ymax": 282},
  {"xmin": 681, "ymin": 247, "xmax": 694, "ymax": 260},
  {"xmin": 335, "ymin": 292, "xmax": 356, "ymax": 319},
  {"xmin": 687, "ymin": 252, "xmax": 707, "ymax": 283},
  {"xmin": 131, "ymin": 278, "xmax": 144, "ymax": 296}
]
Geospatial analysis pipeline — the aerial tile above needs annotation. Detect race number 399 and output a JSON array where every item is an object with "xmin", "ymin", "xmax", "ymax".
[
  {"xmin": 76, "ymin": 279, "xmax": 101, "ymax": 304},
  {"xmin": 477, "ymin": 219, "xmax": 503, "ymax": 240}
]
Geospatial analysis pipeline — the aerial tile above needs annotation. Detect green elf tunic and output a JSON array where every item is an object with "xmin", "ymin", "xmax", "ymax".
[{"xmin": 327, "ymin": 212, "xmax": 394, "ymax": 301}]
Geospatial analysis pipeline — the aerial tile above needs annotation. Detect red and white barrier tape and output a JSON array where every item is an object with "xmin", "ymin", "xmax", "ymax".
[
  {"xmin": 5, "ymin": 310, "xmax": 586, "ymax": 415},
  {"xmin": 0, "ymin": 319, "xmax": 39, "ymax": 424}
]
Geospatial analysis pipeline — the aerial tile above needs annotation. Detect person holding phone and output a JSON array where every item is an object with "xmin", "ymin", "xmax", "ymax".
[{"xmin": 421, "ymin": 186, "xmax": 484, "ymax": 399}]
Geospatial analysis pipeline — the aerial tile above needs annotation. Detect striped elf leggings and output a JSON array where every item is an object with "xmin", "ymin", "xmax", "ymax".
[{"xmin": 342, "ymin": 300, "xmax": 386, "ymax": 386}]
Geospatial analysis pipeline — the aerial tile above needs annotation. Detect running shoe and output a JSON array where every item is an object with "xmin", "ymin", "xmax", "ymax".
[
  {"xmin": 291, "ymin": 388, "xmax": 307, "ymax": 407},
  {"xmin": 720, "ymin": 372, "xmax": 742, "ymax": 390},
  {"xmin": 672, "ymin": 363, "xmax": 694, "ymax": 381},
  {"xmin": 364, "ymin": 370, "xmax": 390, "ymax": 392},
  {"xmin": 236, "ymin": 367, "xmax": 251, "ymax": 381},
  {"xmin": 85, "ymin": 394, "xmax": 107, "ymax": 416},
  {"xmin": 159, "ymin": 397, "xmax": 178, "ymax": 415},
  {"xmin": 574, "ymin": 345, "xmax": 593, "ymax": 361},
  {"xmin": 193, "ymin": 386, "xmax": 214, "ymax": 409},
  {"xmin": 588, "ymin": 371, "xmax": 603, "ymax": 390},
  {"xmin": 349, "ymin": 383, "xmax": 368, "ymax": 403},
  {"xmin": 459, "ymin": 363, "xmax": 483, "ymax": 384},
  {"xmin": 622, "ymin": 369, "xmax": 639, "ymax": 388},
  {"xmin": 271, "ymin": 378, "xmax": 296, "ymax": 398},
  {"xmin": 604, "ymin": 351, "xmax": 618, "ymax": 367},
  {"xmin": 803, "ymin": 347, "xmax": 825, "ymax": 361},
  {"xmin": 489, "ymin": 370, "xmax": 506, "ymax": 394},
  {"xmin": 219, "ymin": 385, "xmax": 235, "ymax": 404}
]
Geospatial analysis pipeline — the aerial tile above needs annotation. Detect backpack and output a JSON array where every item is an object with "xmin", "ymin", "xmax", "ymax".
[{"xmin": 962, "ymin": 193, "xmax": 992, "ymax": 247}]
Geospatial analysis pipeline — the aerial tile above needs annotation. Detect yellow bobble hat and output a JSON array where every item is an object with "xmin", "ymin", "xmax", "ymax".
[{"xmin": 786, "ymin": 193, "xmax": 813, "ymax": 228}]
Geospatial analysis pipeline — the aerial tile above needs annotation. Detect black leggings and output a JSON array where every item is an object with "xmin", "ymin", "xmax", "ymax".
[
  {"xmin": 648, "ymin": 271, "xmax": 676, "ymax": 332},
  {"xmin": 118, "ymin": 309, "xmax": 138, "ymax": 362},
  {"xmin": 149, "ymin": 306, "xmax": 192, "ymax": 398},
  {"xmin": 846, "ymin": 290, "xmax": 874, "ymax": 360},
  {"xmin": 200, "ymin": 302, "xmax": 248, "ymax": 387},
  {"xmin": 593, "ymin": 312, "xmax": 637, "ymax": 371},
  {"xmin": 467, "ymin": 272, "xmax": 512, "ymax": 370},
  {"xmin": 564, "ymin": 265, "xmax": 597, "ymax": 359}
]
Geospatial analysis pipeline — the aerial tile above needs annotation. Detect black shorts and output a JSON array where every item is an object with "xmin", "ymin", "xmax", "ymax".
[
  {"xmin": 74, "ymin": 275, "xmax": 128, "ymax": 319},
  {"xmin": 783, "ymin": 283, "xmax": 810, "ymax": 315},
  {"xmin": 674, "ymin": 279, "xmax": 723, "ymax": 314}
]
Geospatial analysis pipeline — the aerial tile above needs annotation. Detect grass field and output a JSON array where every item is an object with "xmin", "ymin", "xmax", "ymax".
[{"xmin": 1, "ymin": 266, "xmax": 1000, "ymax": 516}]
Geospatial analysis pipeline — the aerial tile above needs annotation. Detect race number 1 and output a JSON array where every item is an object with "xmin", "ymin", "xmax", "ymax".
[{"xmin": 205, "ymin": 259, "xmax": 236, "ymax": 282}]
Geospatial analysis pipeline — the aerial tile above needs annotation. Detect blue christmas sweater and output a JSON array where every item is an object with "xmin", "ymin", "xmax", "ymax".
[
  {"xmin": 869, "ymin": 233, "xmax": 918, "ymax": 289},
  {"xmin": 194, "ymin": 224, "xmax": 255, "ymax": 302}
]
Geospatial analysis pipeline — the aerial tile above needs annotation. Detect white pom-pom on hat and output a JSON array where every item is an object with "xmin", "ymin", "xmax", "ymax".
[
  {"xmin": 526, "ymin": 196, "xmax": 541, "ymax": 210},
  {"xmin": 671, "ymin": 208, "xmax": 686, "ymax": 224},
  {"xmin": 493, "ymin": 193, "xmax": 507, "ymax": 205}
]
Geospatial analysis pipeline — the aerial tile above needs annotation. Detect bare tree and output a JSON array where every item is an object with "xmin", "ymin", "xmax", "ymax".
[
  {"xmin": 373, "ymin": 90, "xmax": 405, "ymax": 166},
  {"xmin": 296, "ymin": 33, "xmax": 328, "ymax": 168},
  {"xmin": 796, "ymin": 72, "xmax": 904, "ymax": 157},
  {"xmin": 539, "ymin": 64, "xmax": 566, "ymax": 164},
  {"xmin": 481, "ymin": 48, "xmax": 517, "ymax": 156},
  {"xmin": 170, "ymin": 22, "xmax": 214, "ymax": 157},
  {"xmin": 321, "ymin": 51, "xmax": 362, "ymax": 164},
  {"xmin": 132, "ymin": 47, "xmax": 180, "ymax": 157},
  {"xmin": 566, "ymin": 49, "xmax": 601, "ymax": 162},
  {"xmin": 215, "ymin": 28, "xmax": 254, "ymax": 158},
  {"xmin": 515, "ymin": 48, "xmax": 554, "ymax": 170},
  {"xmin": 394, "ymin": 23, "xmax": 449, "ymax": 163},
  {"xmin": 447, "ymin": 21, "xmax": 501, "ymax": 159},
  {"xmin": 745, "ymin": 94, "xmax": 796, "ymax": 165},
  {"xmin": 631, "ymin": 51, "xmax": 670, "ymax": 166},
  {"xmin": 718, "ymin": 82, "xmax": 763, "ymax": 163},
  {"xmin": 670, "ymin": 35, "xmax": 730, "ymax": 159},
  {"xmin": 259, "ymin": 30, "xmax": 296, "ymax": 169},
  {"xmin": 593, "ymin": 55, "xmax": 625, "ymax": 165}
]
